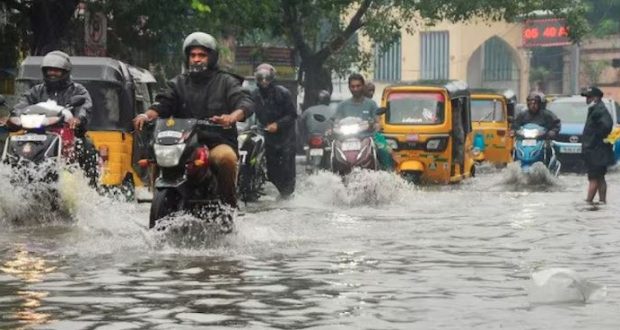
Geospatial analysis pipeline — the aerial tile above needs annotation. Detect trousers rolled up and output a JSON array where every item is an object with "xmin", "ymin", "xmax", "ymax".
[
  {"xmin": 266, "ymin": 145, "xmax": 296, "ymax": 197},
  {"xmin": 209, "ymin": 144, "xmax": 239, "ymax": 208}
]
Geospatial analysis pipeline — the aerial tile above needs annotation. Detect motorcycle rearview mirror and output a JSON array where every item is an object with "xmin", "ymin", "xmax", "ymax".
[
  {"xmin": 69, "ymin": 96, "xmax": 86, "ymax": 107},
  {"xmin": 313, "ymin": 114, "xmax": 327, "ymax": 122},
  {"xmin": 375, "ymin": 107, "xmax": 387, "ymax": 116}
]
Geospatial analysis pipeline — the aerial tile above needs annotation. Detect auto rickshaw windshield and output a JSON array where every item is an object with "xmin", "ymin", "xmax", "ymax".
[
  {"xmin": 471, "ymin": 99, "xmax": 504, "ymax": 122},
  {"xmin": 386, "ymin": 92, "xmax": 445, "ymax": 125},
  {"xmin": 81, "ymin": 81, "xmax": 125, "ymax": 130}
]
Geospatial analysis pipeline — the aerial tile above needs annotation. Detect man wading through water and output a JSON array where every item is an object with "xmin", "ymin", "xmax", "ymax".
[{"xmin": 580, "ymin": 86, "xmax": 615, "ymax": 204}]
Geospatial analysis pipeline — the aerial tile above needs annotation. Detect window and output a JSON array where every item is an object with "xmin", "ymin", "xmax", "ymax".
[
  {"xmin": 471, "ymin": 99, "xmax": 505, "ymax": 122},
  {"xmin": 386, "ymin": 92, "xmax": 445, "ymax": 125},
  {"xmin": 483, "ymin": 37, "xmax": 517, "ymax": 81},
  {"xmin": 374, "ymin": 37, "xmax": 401, "ymax": 82},
  {"xmin": 420, "ymin": 31, "xmax": 449, "ymax": 79}
]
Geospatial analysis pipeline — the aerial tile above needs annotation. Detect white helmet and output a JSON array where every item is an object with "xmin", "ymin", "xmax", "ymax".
[
  {"xmin": 41, "ymin": 50, "xmax": 72, "ymax": 72},
  {"xmin": 182, "ymin": 32, "xmax": 218, "ymax": 69}
]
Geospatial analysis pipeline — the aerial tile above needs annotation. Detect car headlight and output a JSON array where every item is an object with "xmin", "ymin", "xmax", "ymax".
[
  {"xmin": 154, "ymin": 143, "xmax": 186, "ymax": 167},
  {"xmin": 386, "ymin": 138, "xmax": 399, "ymax": 150}
]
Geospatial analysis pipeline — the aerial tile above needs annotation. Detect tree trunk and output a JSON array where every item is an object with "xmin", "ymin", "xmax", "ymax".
[{"xmin": 300, "ymin": 57, "xmax": 333, "ymax": 111}]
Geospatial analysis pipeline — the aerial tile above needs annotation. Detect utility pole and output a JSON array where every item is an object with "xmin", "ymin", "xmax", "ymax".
[{"xmin": 572, "ymin": 43, "xmax": 580, "ymax": 94}]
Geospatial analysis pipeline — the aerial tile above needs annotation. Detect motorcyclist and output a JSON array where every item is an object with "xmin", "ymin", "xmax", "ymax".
[
  {"xmin": 250, "ymin": 63, "xmax": 297, "ymax": 198},
  {"xmin": 510, "ymin": 91, "xmax": 561, "ymax": 163},
  {"xmin": 300, "ymin": 90, "xmax": 335, "ymax": 143},
  {"xmin": 331, "ymin": 73, "xmax": 393, "ymax": 170},
  {"xmin": 332, "ymin": 73, "xmax": 378, "ymax": 123},
  {"xmin": 365, "ymin": 81, "xmax": 376, "ymax": 99},
  {"xmin": 11, "ymin": 50, "xmax": 98, "ymax": 186},
  {"xmin": 132, "ymin": 31, "xmax": 254, "ymax": 208}
]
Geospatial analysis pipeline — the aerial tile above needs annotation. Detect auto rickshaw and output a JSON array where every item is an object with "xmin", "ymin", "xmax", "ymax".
[
  {"xmin": 470, "ymin": 89, "xmax": 516, "ymax": 166},
  {"xmin": 15, "ymin": 56, "xmax": 156, "ymax": 199},
  {"xmin": 379, "ymin": 80, "xmax": 475, "ymax": 184}
]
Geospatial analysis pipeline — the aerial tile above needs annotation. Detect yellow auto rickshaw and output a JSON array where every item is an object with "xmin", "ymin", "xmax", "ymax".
[
  {"xmin": 470, "ymin": 89, "xmax": 516, "ymax": 166},
  {"xmin": 16, "ymin": 56, "xmax": 156, "ymax": 199},
  {"xmin": 379, "ymin": 80, "xmax": 475, "ymax": 184}
]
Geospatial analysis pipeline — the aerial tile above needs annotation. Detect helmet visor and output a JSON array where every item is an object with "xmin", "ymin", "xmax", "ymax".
[{"xmin": 254, "ymin": 69, "xmax": 273, "ymax": 82}]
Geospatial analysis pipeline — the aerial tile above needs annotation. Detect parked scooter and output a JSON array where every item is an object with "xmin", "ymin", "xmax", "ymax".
[
  {"xmin": 331, "ymin": 116, "xmax": 378, "ymax": 175},
  {"xmin": 513, "ymin": 123, "xmax": 561, "ymax": 175},
  {"xmin": 237, "ymin": 124, "xmax": 267, "ymax": 203},
  {"xmin": 1, "ymin": 97, "xmax": 86, "ymax": 184},
  {"xmin": 304, "ymin": 114, "xmax": 331, "ymax": 174},
  {"xmin": 148, "ymin": 118, "xmax": 233, "ymax": 231}
]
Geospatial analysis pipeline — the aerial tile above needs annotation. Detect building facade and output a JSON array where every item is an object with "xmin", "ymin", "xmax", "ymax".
[{"xmin": 370, "ymin": 21, "xmax": 530, "ymax": 102}]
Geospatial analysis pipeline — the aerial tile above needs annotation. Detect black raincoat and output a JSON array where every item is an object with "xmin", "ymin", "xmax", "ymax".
[
  {"xmin": 582, "ymin": 100, "xmax": 614, "ymax": 168},
  {"xmin": 151, "ymin": 69, "xmax": 254, "ymax": 150}
]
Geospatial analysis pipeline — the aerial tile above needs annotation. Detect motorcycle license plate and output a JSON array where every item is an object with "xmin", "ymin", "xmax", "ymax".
[
  {"xmin": 309, "ymin": 148, "xmax": 324, "ymax": 156},
  {"xmin": 560, "ymin": 145, "xmax": 581, "ymax": 154},
  {"xmin": 522, "ymin": 139, "xmax": 537, "ymax": 146},
  {"xmin": 157, "ymin": 130, "xmax": 183, "ymax": 139},
  {"xmin": 341, "ymin": 140, "xmax": 361, "ymax": 151},
  {"xmin": 11, "ymin": 134, "xmax": 47, "ymax": 142}
]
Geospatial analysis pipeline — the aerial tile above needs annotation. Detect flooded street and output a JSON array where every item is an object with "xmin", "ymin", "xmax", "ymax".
[{"xmin": 1, "ymin": 164, "xmax": 620, "ymax": 329}]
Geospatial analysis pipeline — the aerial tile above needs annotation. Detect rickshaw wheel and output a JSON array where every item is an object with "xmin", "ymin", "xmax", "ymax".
[
  {"xmin": 402, "ymin": 172, "xmax": 422, "ymax": 185},
  {"xmin": 119, "ymin": 174, "xmax": 135, "ymax": 201}
]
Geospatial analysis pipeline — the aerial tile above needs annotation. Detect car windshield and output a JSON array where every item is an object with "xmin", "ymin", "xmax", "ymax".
[
  {"xmin": 471, "ymin": 99, "xmax": 505, "ymax": 122},
  {"xmin": 547, "ymin": 101, "xmax": 588, "ymax": 125},
  {"xmin": 386, "ymin": 92, "xmax": 445, "ymax": 125}
]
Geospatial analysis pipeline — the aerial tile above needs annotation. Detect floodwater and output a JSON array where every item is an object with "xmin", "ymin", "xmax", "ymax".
[{"xmin": 0, "ymin": 162, "xmax": 619, "ymax": 329}]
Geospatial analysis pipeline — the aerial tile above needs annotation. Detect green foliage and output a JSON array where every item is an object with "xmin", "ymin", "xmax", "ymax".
[{"xmin": 583, "ymin": 60, "xmax": 608, "ymax": 84}]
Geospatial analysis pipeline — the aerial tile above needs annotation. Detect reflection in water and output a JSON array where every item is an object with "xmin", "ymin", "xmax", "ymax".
[
  {"xmin": 0, "ymin": 169, "xmax": 618, "ymax": 328},
  {"xmin": 1, "ymin": 248, "xmax": 54, "ymax": 328}
]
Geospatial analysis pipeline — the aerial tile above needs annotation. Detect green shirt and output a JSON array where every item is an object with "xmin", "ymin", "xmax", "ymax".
[{"xmin": 333, "ymin": 97, "xmax": 378, "ymax": 122}]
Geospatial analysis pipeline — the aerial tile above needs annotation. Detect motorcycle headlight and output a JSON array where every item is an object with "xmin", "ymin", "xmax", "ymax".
[
  {"xmin": 20, "ymin": 114, "xmax": 46, "ymax": 129},
  {"xmin": 522, "ymin": 129, "xmax": 539, "ymax": 139},
  {"xmin": 386, "ymin": 138, "xmax": 399, "ymax": 150},
  {"xmin": 336, "ymin": 122, "xmax": 368, "ymax": 135},
  {"xmin": 472, "ymin": 147, "xmax": 481, "ymax": 156},
  {"xmin": 154, "ymin": 143, "xmax": 186, "ymax": 167},
  {"xmin": 237, "ymin": 133, "xmax": 249, "ymax": 145}
]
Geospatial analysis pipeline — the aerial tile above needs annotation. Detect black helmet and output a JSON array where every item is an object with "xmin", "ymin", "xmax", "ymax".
[
  {"xmin": 317, "ymin": 90, "xmax": 330, "ymax": 105},
  {"xmin": 254, "ymin": 63, "xmax": 276, "ymax": 84},
  {"xmin": 41, "ymin": 50, "xmax": 71, "ymax": 90},
  {"xmin": 526, "ymin": 91, "xmax": 546, "ymax": 108},
  {"xmin": 182, "ymin": 32, "xmax": 218, "ymax": 70}
]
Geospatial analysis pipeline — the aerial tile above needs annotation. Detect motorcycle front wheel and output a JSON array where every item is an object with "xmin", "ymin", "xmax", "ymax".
[{"xmin": 149, "ymin": 188, "xmax": 183, "ymax": 229}]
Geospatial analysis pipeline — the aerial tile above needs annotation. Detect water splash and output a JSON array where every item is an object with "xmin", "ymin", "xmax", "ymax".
[
  {"xmin": 294, "ymin": 169, "xmax": 415, "ymax": 207},
  {"xmin": 499, "ymin": 162, "xmax": 560, "ymax": 191},
  {"xmin": 0, "ymin": 163, "xmax": 71, "ymax": 225}
]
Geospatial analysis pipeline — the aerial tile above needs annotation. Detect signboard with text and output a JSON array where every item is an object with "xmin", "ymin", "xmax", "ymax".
[{"xmin": 522, "ymin": 18, "xmax": 571, "ymax": 48}]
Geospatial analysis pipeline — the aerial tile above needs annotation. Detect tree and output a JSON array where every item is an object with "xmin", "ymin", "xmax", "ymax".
[{"xmin": 246, "ymin": 0, "xmax": 589, "ymax": 109}]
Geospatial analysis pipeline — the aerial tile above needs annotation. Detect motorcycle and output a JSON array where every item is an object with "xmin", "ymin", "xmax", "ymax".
[
  {"xmin": 513, "ymin": 123, "xmax": 561, "ymax": 176},
  {"xmin": 304, "ymin": 114, "xmax": 331, "ymax": 174},
  {"xmin": 331, "ymin": 116, "xmax": 378, "ymax": 175},
  {"xmin": 1, "ymin": 97, "xmax": 85, "ymax": 184},
  {"xmin": 236, "ymin": 123, "xmax": 267, "ymax": 203},
  {"xmin": 148, "ymin": 117, "xmax": 233, "ymax": 232}
]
